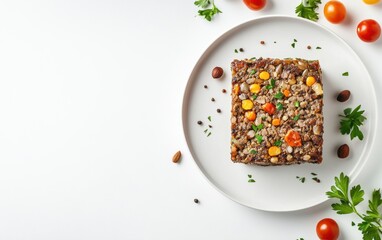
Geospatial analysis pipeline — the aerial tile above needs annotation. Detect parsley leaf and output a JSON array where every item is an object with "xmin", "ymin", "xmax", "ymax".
[
  {"xmin": 195, "ymin": 0, "xmax": 222, "ymax": 22},
  {"xmin": 274, "ymin": 140, "xmax": 282, "ymax": 147},
  {"xmin": 276, "ymin": 102, "xmax": 283, "ymax": 111},
  {"xmin": 295, "ymin": 0, "xmax": 322, "ymax": 22},
  {"xmin": 339, "ymin": 105, "xmax": 367, "ymax": 140},
  {"xmin": 342, "ymin": 72, "xmax": 349, "ymax": 76},
  {"xmin": 266, "ymin": 78, "xmax": 276, "ymax": 90},
  {"xmin": 274, "ymin": 92, "xmax": 284, "ymax": 99},
  {"xmin": 326, "ymin": 173, "xmax": 382, "ymax": 240},
  {"xmin": 194, "ymin": 0, "xmax": 210, "ymax": 8},
  {"xmin": 255, "ymin": 135, "xmax": 263, "ymax": 144},
  {"xmin": 249, "ymin": 149, "xmax": 257, "ymax": 154}
]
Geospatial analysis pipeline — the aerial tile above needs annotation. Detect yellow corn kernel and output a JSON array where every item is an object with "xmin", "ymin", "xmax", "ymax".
[
  {"xmin": 233, "ymin": 84, "xmax": 239, "ymax": 95},
  {"xmin": 268, "ymin": 146, "xmax": 281, "ymax": 156},
  {"xmin": 242, "ymin": 100, "xmax": 254, "ymax": 110},
  {"xmin": 250, "ymin": 84, "xmax": 261, "ymax": 93},
  {"xmin": 272, "ymin": 118, "xmax": 281, "ymax": 126},
  {"xmin": 259, "ymin": 71, "xmax": 270, "ymax": 80},
  {"xmin": 306, "ymin": 76, "xmax": 316, "ymax": 87}
]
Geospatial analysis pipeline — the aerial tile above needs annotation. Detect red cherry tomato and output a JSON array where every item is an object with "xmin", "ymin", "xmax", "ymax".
[
  {"xmin": 243, "ymin": 0, "xmax": 267, "ymax": 10},
  {"xmin": 357, "ymin": 19, "xmax": 381, "ymax": 43},
  {"xmin": 324, "ymin": 1, "xmax": 346, "ymax": 24},
  {"xmin": 316, "ymin": 218, "xmax": 340, "ymax": 240}
]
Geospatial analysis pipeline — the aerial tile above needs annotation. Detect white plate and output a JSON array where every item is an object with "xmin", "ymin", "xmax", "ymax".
[{"xmin": 182, "ymin": 16, "xmax": 377, "ymax": 212}]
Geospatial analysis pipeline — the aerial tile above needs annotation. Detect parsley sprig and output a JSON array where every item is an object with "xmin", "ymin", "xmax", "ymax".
[
  {"xmin": 194, "ymin": 0, "xmax": 222, "ymax": 22},
  {"xmin": 295, "ymin": 0, "xmax": 322, "ymax": 22},
  {"xmin": 326, "ymin": 173, "xmax": 382, "ymax": 240},
  {"xmin": 339, "ymin": 105, "xmax": 367, "ymax": 141}
]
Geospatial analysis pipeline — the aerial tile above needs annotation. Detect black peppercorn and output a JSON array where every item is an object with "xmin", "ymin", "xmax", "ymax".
[
  {"xmin": 194, "ymin": 198, "xmax": 199, "ymax": 204},
  {"xmin": 197, "ymin": 121, "xmax": 203, "ymax": 125}
]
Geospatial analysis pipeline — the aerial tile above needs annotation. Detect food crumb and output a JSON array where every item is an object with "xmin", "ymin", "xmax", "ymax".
[
  {"xmin": 260, "ymin": 40, "xmax": 265, "ymax": 45},
  {"xmin": 208, "ymin": 125, "xmax": 212, "ymax": 128},
  {"xmin": 307, "ymin": 45, "xmax": 311, "ymax": 50},
  {"xmin": 217, "ymin": 109, "xmax": 221, "ymax": 113},
  {"xmin": 194, "ymin": 198, "xmax": 199, "ymax": 204},
  {"xmin": 197, "ymin": 120, "xmax": 203, "ymax": 125},
  {"xmin": 204, "ymin": 85, "xmax": 208, "ymax": 89},
  {"xmin": 211, "ymin": 97, "xmax": 215, "ymax": 102},
  {"xmin": 222, "ymin": 89, "xmax": 227, "ymax": 93},
  {"xmin": 239, "ymin": 48, "xmax": 244, "ymax": 52}
]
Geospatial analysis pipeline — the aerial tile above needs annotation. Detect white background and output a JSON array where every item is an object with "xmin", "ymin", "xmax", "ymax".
[{"xmin": 0, "ymin": 0, "xmax": 381, "ymax": 239}]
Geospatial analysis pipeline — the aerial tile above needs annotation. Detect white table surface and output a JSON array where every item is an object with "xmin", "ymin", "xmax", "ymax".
[{"xmin": 0, "ymin": 1, "xmax": 381, "ymax": 239}]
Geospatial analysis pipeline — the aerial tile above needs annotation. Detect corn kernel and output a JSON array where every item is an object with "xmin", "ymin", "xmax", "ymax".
[
  {"xmin": 268, "ymin": 146, "xmax": 281, "ymax": 156},
  {"xmin": 233, "ymin": 84, "xmax": 239, "ymax": 95},
  {"xmin": 245, "ymin": 111, "xmax": 256, "ymax": 121},
  {"xmin": 242, "ymin": 100, "xmax": 254, "ymax": 110},
  {"xmin": 259, "ymin": 71, "xmax": 270, "ymax": 80},
  {"xmin": 306, "ymin": 76, "xmax": 316, "ymax": 87},
  {"xmin": 283, "ymin": 89, "xmax": 291, "ymax": 97},
  {"xmin": 250, "ymin": 84, "xmax": 261, "ymax": 93},
  {"xmin": 272, "ymin": 118, "xmax": 281, "ymax": 126}
]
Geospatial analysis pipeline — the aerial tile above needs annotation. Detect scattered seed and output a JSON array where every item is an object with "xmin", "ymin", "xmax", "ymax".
[
  {"xmin": 208, "ymin": 125, "xmax": 212, "ymax": 128},
  {"xmin": 260, "ymin": 40, "xmax": 265, "ymax": 45},
  {"xmin": 222, "ymin": 89, "xmax": 227, "ymax": 93},
  {"xmin": 274, "ymin": 41, "xmax": 277, "ymax": 43},
  {"xmin": 204, "ymin": 85, "xmax": 208, "ymax": 89},
  {"xmin": 194, "ymin": 198, "xmax": 199, "ymax": 204},
  {"xmin": 217, "ymin": 109, "xmax": 221, "ymax": 113},
  {"xmin": 312, "ymin": 177, "xmax": 321, "ymax": 183},
  {"xmin": 307, "ymin": 45, "xmax": 311, "ymax": 49},
  {"xmin": 239, "ymin": 48, "xmax": 244, "ymax": 52},
  {"xmin": 211, "ymin": 97, "xmax": 215, "ymax": 102},
  {"xmin": 197, "ymin": 120, "xmax": 203, "ymax": 125},
  {"xmin": 172, "ymin": 151, "xmax": 181, "ymax": 163}
]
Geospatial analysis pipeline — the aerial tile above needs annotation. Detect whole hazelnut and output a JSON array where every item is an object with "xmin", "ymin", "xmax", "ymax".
[
  {"xmin": 337, "ymin": 144, "xmax": 350, "ymax": 158},
  {"xmin": 212, "ymin": 67, "xmax": 224, "ymax": 79},
  {"xmin": 337, "ymin": 90, "xmax": 351, "ymax": 102}
]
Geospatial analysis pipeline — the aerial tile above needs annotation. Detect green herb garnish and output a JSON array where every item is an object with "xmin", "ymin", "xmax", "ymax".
[
  {"xmin": 234, "ymin": 49, "xmax": 238, "ymax": 53},
  {"xmin": 342, "ymin": 72, "xmax": 349, "ymax": 76},
  {"xmin": 274, "ymin": 92, "xmax": 284, "ymax": 99},
  {"xmin": 295, "ymin": 0, "xmax": 322, "ymax": 22},
  {"xmin": 339, "ymin": 105, "xmax": 366, "ymax": 141},
  {"xmin": 294, "ymin": 101, "xmax": 300, "ymax": 108},
  {"xmin": 266, "ymin": 78, "xmax": 276, "ymax": 90},
  {"xmin": 208, "ymin": 116, "xmax": 212, "ymax": 122},
  {"xmin": 311, "ymin": 172, "xmax": 317, "ymax": 176},
  {"xmin": 249, "ymin": 69, "xmax": 256, "ymax": 75},
  {"xmin": 255, "ymin": 135, "xmax": 263, "ymax": 144},
  {"xmin": 248, "ymin": 174, "xmax": 256, "ymax": 183},
  {"xmin": 249, "ymin": 149, "xmax": 257, "ymax": 154},
  {"xmin": 296, "ymin": 176, "xmax": 306, "ymax": 183},
  {"xmin": 252, "ymin": 94, "xmax": 257, "ymax": 100},
  {"xmin": 252, "ymin": 124, "xmax": 264, "ymax": 132},
  {"xmin": 294, "ymin": 39, "xmax": 298, "ymax": 42},
  {"xmin": 204, "ymin": 129, "xmax": 208, "ymax": 133},
  {"xmin": 326, "ymin": 172, "xmax": 382, "ymax": 240},
  {"xmin": 276, "ymin": 102, "xmax": 283, "ymax": 111},
  {"xmin": 316, "ymin": 46, "xmax": 322, "ymax": 49},
  {"xmin": 291, "ymin": 42, "xmax": 296, "ymax": 48},
  {"xmin": 194, "ymin": 0, "xmax": 222, "ymax": 22},
  {"xmin": 207, "ymin": 132, "xmax": 211, "ymax": 137},
  {"xmin": 293, "ymin": 114, "xmax": 300, "ymax": 121},
  {"xmin": 250, "ymin": 57, "xmax": 257, "ymax": 60},
  {"xmin": 274, "ymin": 140, "xmax": 282, "ymax": 147}
]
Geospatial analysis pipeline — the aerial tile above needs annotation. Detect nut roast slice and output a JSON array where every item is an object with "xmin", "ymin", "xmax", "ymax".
[{"xmin": 230, "ymin": 58, "xmax": 323, "ymax": 166}]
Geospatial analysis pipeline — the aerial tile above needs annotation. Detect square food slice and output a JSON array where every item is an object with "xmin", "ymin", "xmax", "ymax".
[{"xmin": 230, "ymin": 58, "xmax": 323, "ymax": 166}]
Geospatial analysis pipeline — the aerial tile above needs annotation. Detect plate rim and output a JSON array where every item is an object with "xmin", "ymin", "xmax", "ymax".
[{"xmin": 181, "ymin": 14, "xmax": 378, "ymax": 212}]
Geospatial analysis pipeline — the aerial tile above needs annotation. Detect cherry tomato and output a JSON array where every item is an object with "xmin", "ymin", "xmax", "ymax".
[
  {"xmin": 243, "ymin": 0, "xmax": 267, "ymax": 10},
  {"xmin": 363, "ymin": 0, "xmax": 380, "ymax": 4},
  {"xmin": 357, "ymin": 19, "xmax": 381, "ymax": 43},
  {"xmin": 316, "ymin": 218, "xmax": 340, "ymax": 240},
  {"xmin": 324, "ymin": 1, "xmax": 347, "ymax": 24}
]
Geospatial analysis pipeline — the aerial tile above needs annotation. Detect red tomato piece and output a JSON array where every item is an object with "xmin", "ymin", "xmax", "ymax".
[{"xmin": 262, "ymin": 103, "xmax": 275, "ymax": 115}]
